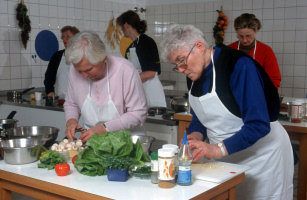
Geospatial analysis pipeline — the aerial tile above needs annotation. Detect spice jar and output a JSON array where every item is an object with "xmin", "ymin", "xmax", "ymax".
[
  {"xmin": 291, "ymin": 100, "xmax": 302, "ymax": 123},
  {"xmin": 151, "ymin": 152, "xmax": 158, "ymax": 184},
  {"xmin": 158, "ymin": 148, "xmax": 175, "ymax": 188},
  {"xmin": 162, "ymin": 144, "xmax": 179, "ymax": 180}
]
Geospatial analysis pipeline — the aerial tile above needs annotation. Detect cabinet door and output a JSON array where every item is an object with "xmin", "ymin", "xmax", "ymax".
[{"xmin": 145, "ymin": 123, "xmax": 178, "ymax": 153}]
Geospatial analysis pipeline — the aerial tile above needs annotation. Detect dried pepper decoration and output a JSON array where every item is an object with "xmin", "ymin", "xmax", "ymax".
[
  {"xmin": 213, "ymin": 10, "xmax": 228, "ymax": 45},
  {"xmin": 16, "ymin": 0, "xmax": 31, "ymax": 49}
]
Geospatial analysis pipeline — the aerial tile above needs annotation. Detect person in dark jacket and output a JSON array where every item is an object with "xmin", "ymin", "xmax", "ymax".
[
  {"xmin": 44, "ymin": 26, "xmax": 80, "ymax": 98},
  {"xmin": 160, "ymin": 24, "xmax": 293, "ymax": 200}
]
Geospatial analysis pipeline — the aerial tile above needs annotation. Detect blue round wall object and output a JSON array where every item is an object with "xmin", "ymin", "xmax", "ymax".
[{"xmin": 35, "ymin": 30, "xmax": 59, "ymax": 61}]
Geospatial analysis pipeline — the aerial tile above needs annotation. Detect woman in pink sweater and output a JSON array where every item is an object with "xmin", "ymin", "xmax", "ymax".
[{"xmin": 228, "ymin": 13, "xmax": 281, "ymax": 90}]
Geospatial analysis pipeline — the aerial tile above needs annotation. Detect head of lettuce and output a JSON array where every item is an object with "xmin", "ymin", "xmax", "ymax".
[{"xmin": 73, "ymin": 130, "xmax": 151, "ymax": 176}]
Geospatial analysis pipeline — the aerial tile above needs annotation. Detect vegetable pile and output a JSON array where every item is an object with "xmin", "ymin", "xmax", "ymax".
[
  {"xmin": 38, "ymin": 151, "xmax": 65, "ymax": 170},
  {"xmin": 74, "ymin": 130, "xmax": 150, "ymax": 176},
  {"xmin": 213, "ymin": 10, "xmax": 229, "ymax": 45}
]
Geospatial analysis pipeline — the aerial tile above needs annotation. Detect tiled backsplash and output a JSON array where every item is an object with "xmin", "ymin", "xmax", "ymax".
[
  {"xmin": 146, "ymin": 0, "xmax": 307, "ymax": 98},
  {"xmin": 0, "ymin": 0, "xmax": 307, "ymax": 98}
]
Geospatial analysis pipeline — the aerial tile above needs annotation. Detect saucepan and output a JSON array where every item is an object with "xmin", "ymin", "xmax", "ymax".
[
  {"xmin": 170, "ymin": 93, "xmax": 190, "ymax": 113},
  {"xmin": 0, "ymin": 111, "xmax": 18, "ymax": 133},
  {"xmin": 7, "ymin": 87, "xmax": 35, "ymax": 101}
]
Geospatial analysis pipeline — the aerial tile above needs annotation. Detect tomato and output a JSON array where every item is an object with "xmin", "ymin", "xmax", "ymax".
[
  {"xmin": 55, "ymin": 163, "xmax": 70, "ymax": 176},
  {"xmin": 72, "ymin": 155, "xmax": 78, "ymax": 165}
]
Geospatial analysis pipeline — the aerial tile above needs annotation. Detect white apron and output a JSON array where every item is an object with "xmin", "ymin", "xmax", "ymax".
[
  {"xmin": 55, "ymin": 54, "xmax": 71, "ymax": 98},
  {"xmin": 238, "ymin": 40, "xmax": 257, "ymax": 59},
  {"xmin": 128, "ymin": 42, "xmax": 166, "ymax": 108},
  {"xmin": 189, "ymin": 48, "xmax": 293, "ymax": 200},
  {"xmin": 80, "ymin": 62, "xmax": 145, "ymax": 136}
]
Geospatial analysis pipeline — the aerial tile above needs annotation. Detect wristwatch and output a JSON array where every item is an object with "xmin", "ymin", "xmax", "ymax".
[{"xmin": 218, "ymin": 142, "xmax": 226, "ymax": 157}]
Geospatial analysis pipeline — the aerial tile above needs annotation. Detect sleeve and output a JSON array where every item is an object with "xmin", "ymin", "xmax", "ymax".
[
  {"xmin": 64, "ymin": 67, "xmax": 82, "ymax": 122},
  {"xmin": 261, "ymin": 46, "xmax": 281, "ymax": 89},
  {"xmin": 136, "ymin": 36, "xmax": 161, "ymax": 74},
  {"xmin": 188, "ymin": 107, "xmax": 207, "ymax": 139},
  {"xmin": 44, "ymin": 50, "xmax": 63, "ymax": 94},
  {"xmin": 223, "ymin": 57, "xmax": 271, "ymax": 154}
]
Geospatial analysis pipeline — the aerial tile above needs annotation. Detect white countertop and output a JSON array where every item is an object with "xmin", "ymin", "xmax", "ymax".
[{"xmin": 0, "ymin": 160, "xmax": 220, "ymax": 200}]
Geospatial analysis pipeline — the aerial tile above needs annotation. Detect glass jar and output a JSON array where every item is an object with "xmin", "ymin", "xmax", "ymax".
[
  {"xmin": 291, "ymin": 100, "xmax": 302, "ymax": 123},
  {"xmin": 158, "ymin": 149, "xmax": 175, "ymax": 188}
]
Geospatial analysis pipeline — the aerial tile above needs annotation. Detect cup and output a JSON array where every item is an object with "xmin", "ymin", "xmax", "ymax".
[{"xmin": 35, "ymin": 92, "xmax": 42, "ymax": 101}]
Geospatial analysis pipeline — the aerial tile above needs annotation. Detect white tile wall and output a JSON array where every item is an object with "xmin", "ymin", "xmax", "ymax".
[
  {"xmin": 0, "ymin": 0, "xmax": 138, "ymax": 91},
  {"xmin": 146, "ymin": 0, "xmax": 307, "ymax": 98},
  {"xmin": 1, "ymin": 0, "xmax": 307, "ymax": 98}
]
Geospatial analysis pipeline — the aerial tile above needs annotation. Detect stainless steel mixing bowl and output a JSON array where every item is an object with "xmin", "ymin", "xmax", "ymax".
[
  {"xmin": 130, "ymin": 135, "xmax": 155, "ymax": 155},
  {"xmin": 5, "ymin": 126, "xmax": 59, "ymax": 144},
  {"xmin": 0, "ymin": 138, "xmax": 45, "ymax": 164}
]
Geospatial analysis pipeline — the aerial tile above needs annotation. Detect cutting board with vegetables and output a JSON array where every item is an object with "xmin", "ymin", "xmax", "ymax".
[{"xmin": 192, "ymin": 158, "xmax": 250, "ymax": 183}]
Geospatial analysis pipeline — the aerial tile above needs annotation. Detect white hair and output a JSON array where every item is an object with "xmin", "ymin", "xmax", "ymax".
[
  {"xmin": 160, "ymin": 24, "xmax": 211, "ymax": 62},
  {"xmin": 65, "ymin": 31, "xmax": 106, "ymax": 65}
]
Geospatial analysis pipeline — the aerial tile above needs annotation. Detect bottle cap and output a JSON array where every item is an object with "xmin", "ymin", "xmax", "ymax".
[
  {"xmin": 162, "ymin": 144, "xmax": 179, "ymax": 153},
  {"xmin": 158, "ymin": 148, "xmax": 174, "ymax": 157},
  {"xmin": 181, "ymin": 131, "xmax": 189, "ymax": 145},
  {"xmin": 151, "ymin": 152, "xmax": 158, "ymax": 160}
]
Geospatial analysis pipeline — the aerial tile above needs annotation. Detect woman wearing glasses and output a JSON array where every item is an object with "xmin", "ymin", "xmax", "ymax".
[
  {"xmin": 160, "ymin": 24, "xmax": 293, "ymax": 200},
  {"xmin": 228, "ymin": 13, "xmax": 281, "ymax": 90},
  {"xmin": 116, "ymin": 10, "xmax": 166, "ymax": 108},
  {"xmin": 44, "ymin": 26, "xmax": 80, "ymax": 98}
]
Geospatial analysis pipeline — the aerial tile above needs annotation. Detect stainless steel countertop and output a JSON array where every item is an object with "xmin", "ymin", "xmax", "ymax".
[{"xmin": 0, "ymin": 97, "xmax": 178, "ymax": 126}]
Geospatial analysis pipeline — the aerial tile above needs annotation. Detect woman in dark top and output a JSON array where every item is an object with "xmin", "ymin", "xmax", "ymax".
[
  {"xmin": 160, "ymin": 24, "xmax": 293, "ymax": 200},
  {"xmin": 117, "ymin": 10, "xmax": 166, "ymax": 108}
]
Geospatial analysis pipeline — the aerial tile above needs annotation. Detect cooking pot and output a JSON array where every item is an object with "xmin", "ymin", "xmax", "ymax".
[
  {"xmin": 170, "ymin": 93, "xmax": 189, "ymax": 113},
  {"xmin": 7, "ymin": 87, "xmax": 35, "ymax": 101},
  {"xmin": 0, "ymin": 111, "xmax": 18, "ymax": 132}
]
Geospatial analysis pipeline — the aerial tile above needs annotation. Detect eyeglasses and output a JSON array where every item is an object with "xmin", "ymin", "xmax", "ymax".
[
  {"xmin": 172, "ymin": 44, "xmax": 196, "ymax": 72},
  {"xmin": 61, "ymin": 35, "xmax": 73, "ymax": 39}
]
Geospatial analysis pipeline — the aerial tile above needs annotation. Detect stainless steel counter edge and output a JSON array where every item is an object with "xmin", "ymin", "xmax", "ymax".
[{"xmin": 0, "ymin": 99, "xmax": 178, "ymax": 126}]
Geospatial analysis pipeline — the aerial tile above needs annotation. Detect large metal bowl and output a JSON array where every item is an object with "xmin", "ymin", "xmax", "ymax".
[
  {"xmin": 5, "ymin": 126, "xmax": 59, "ymax": 144},
  {"xmin": 131, "ymin": 135, "xmax": 155, "ymax": 155},
  {"xmin": 0, "ymin": 138, "xmax": 45, "ymax": 164}
]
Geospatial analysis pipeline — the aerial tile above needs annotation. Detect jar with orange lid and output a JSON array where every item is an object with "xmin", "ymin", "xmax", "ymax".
[
  {"xmin": 158, "ymin": 148, "xmax": 175, "ymax": 188},
  {"xmin": 291, "ymin": 100, "xmax": 302, "ymax": 123}
]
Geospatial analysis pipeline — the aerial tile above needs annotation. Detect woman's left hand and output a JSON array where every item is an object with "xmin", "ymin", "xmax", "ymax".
[
  {"xmin": 78, "ymin": 124, "xmax": 107, "ymax": 143},
  {"xmin": 189, "ymin": 141, "xmax": 219, "ymax": 162}
]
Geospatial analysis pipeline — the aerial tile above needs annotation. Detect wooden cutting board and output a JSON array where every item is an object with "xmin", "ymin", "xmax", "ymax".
[
  {"xmin": 191, "ymin": 158, "xmax": 250, "ymax": 183},
  {"xmin": 119, "ymin": 36, "xmax": 133, "ymax": 57}
]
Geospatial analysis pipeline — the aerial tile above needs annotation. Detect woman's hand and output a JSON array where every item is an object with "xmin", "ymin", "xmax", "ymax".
[
  {"xmin": 65, "ymin": 119, "xmax": 79, "ymax": 141},
  {"xmin": 189, "ymin": 141, "xmax": 223, "ymax": 162},
  {"xmin": 79, "ymin": 124, "xmax": 107, "ymax": 143}
]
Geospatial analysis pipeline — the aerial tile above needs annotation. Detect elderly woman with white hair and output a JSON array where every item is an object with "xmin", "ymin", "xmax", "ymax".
[
  {"xmin": 160, "ymin": 24, "xmax": 293, "ymax": 200},
  {"xmin": 64, "ymin": 31, "xmax": 147, "ymax": 142}
]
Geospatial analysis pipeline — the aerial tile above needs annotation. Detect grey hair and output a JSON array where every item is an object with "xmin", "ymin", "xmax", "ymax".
[
  {"xmin": 160, "ymin": 24, "xmax": 211, "ymax": 62},
  {"xmin": 65, "ymin": 31, "xmax": 106, "ymax": 65}
]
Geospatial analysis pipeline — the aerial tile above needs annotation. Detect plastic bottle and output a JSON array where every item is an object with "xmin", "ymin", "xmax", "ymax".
[
  {"xmin": 158, "ymin": 148, "xmax": 176, "ymax": 188},
  {"xmin": 177, "ymin": 131, "xmax": 193, "ymax": 186},
  {"xmin": 162, "ymin": 144, "xmax": 179, "ymax": 179},
  {"xmin": 151, "ymin": 152, "xmax": 158, "ymax": 184}
]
